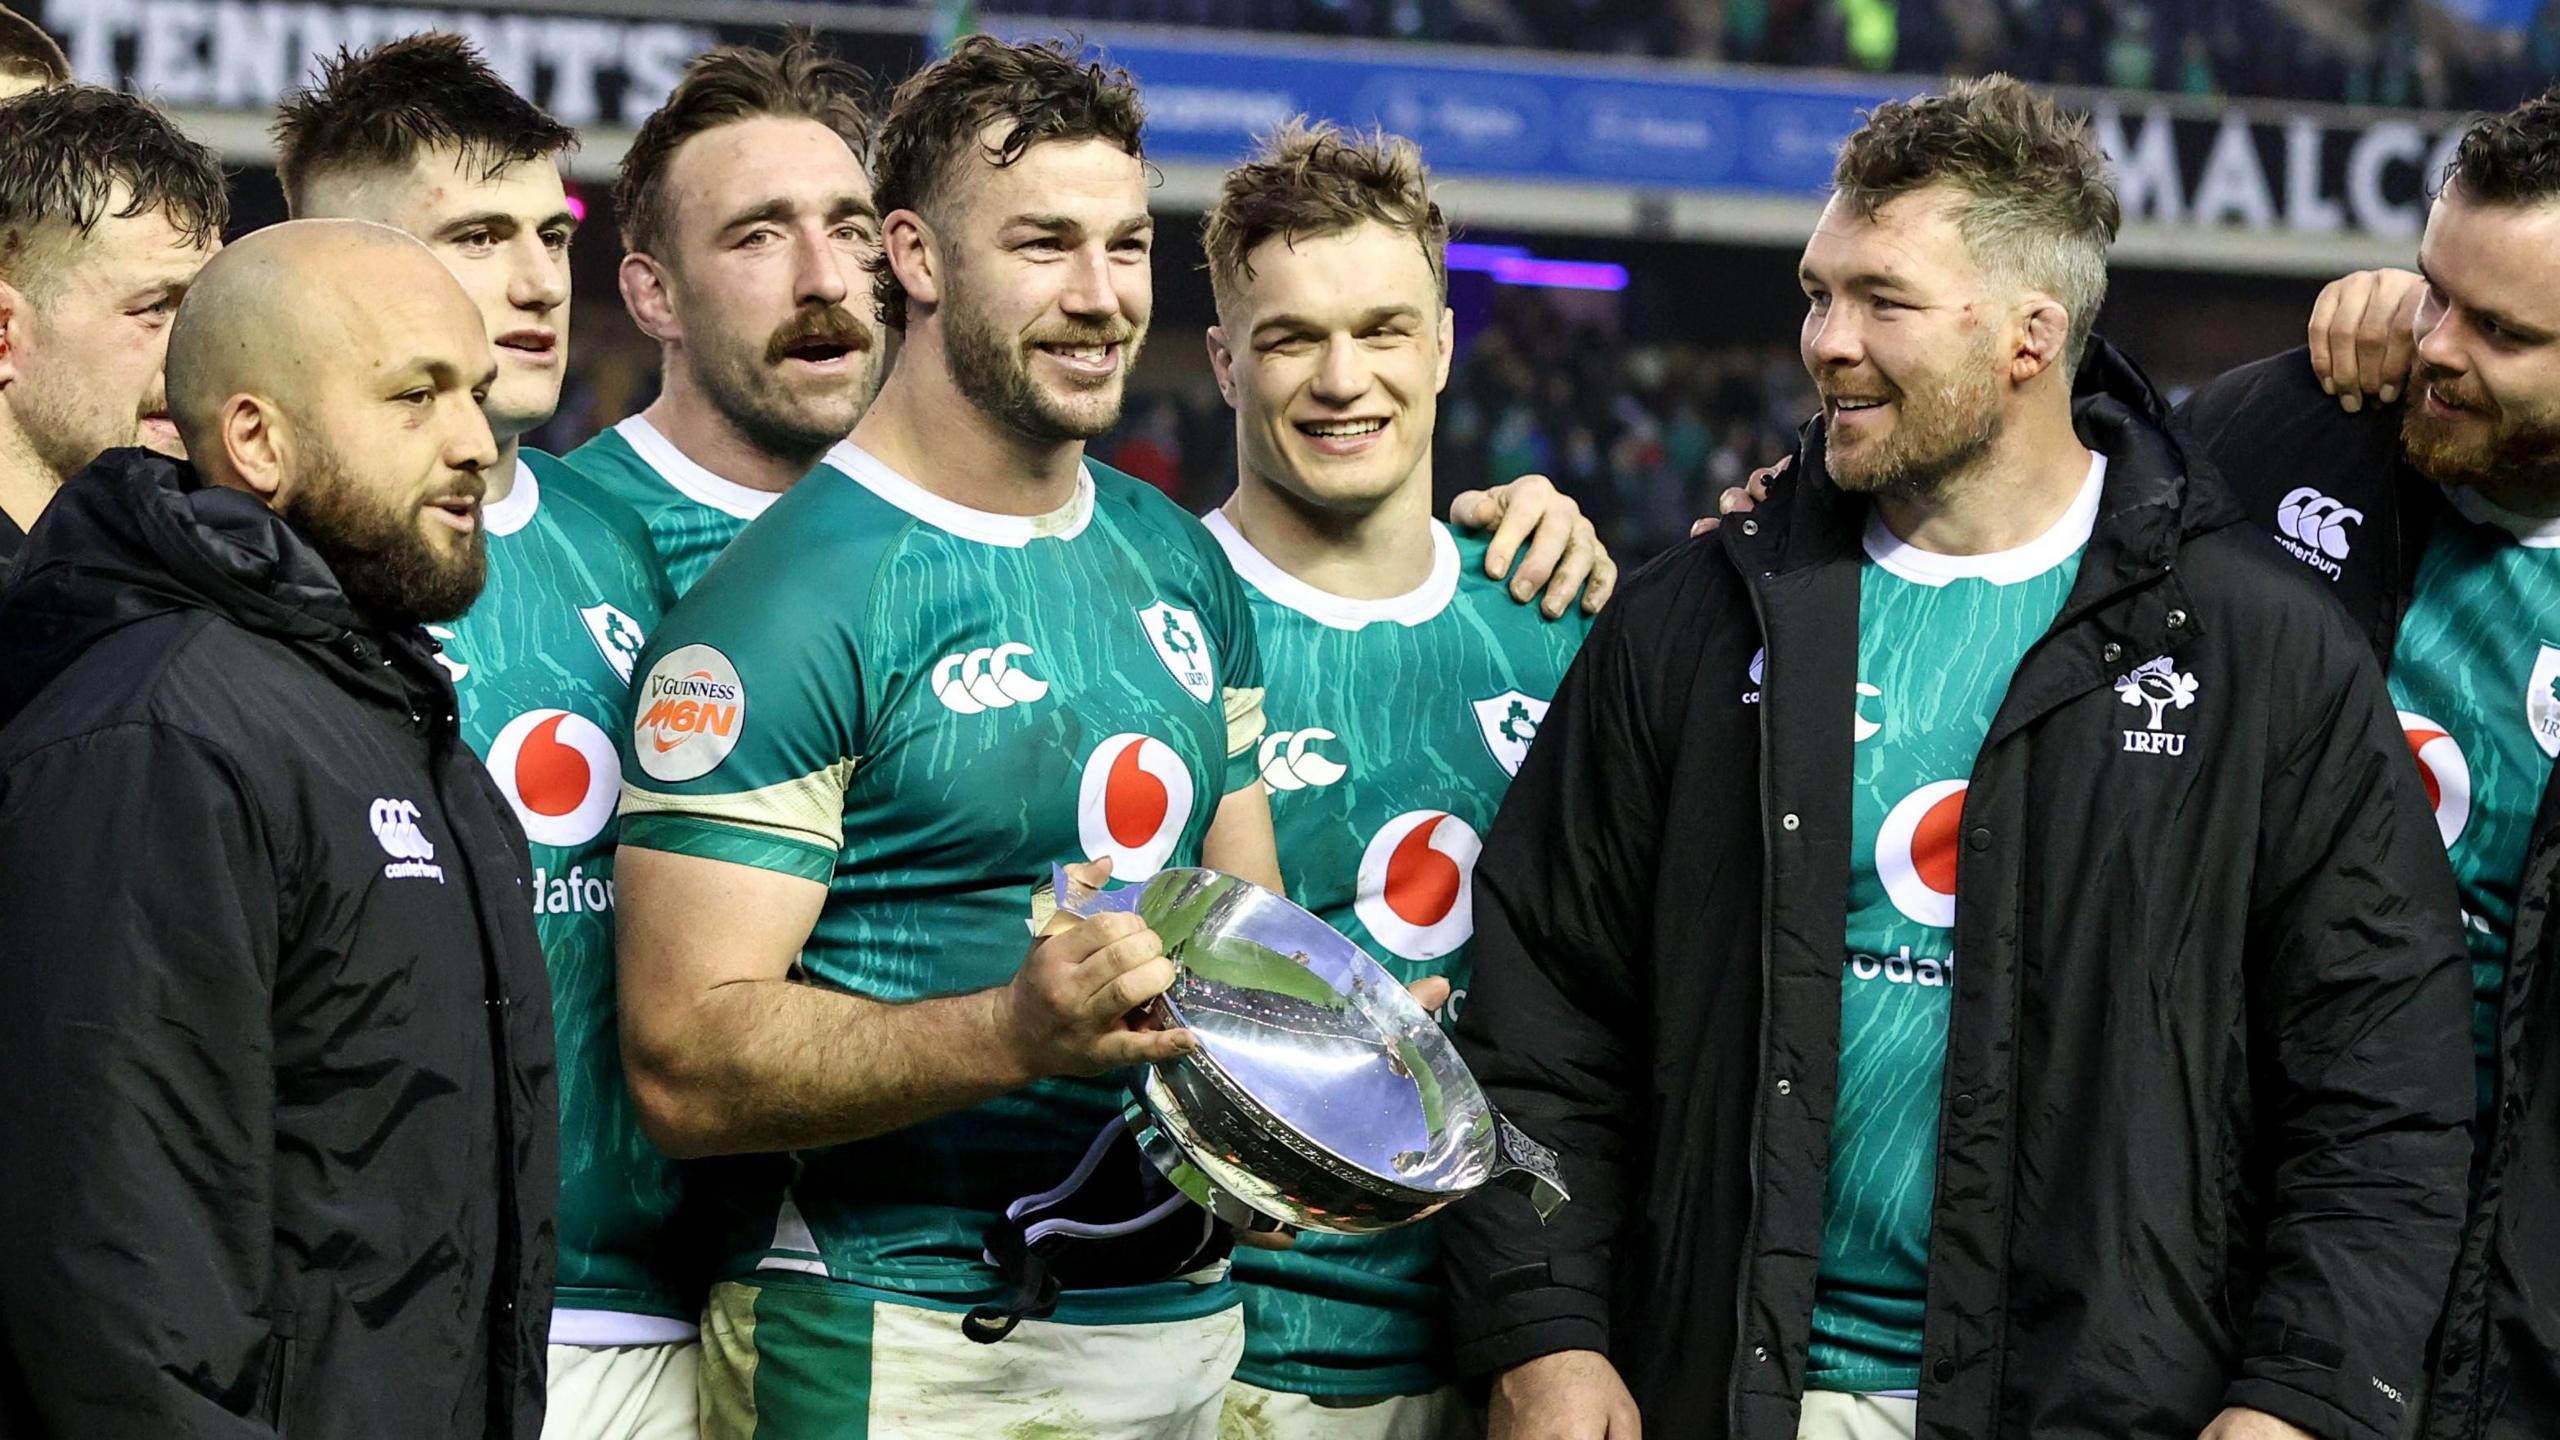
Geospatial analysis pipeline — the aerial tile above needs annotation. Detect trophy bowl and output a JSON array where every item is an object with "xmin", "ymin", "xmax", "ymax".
[{"xmin": 1053, "ymin": 865, "xmax": 1568, "ymax": 1236}]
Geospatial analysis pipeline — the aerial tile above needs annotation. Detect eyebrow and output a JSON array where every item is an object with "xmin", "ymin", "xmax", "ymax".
[
  {"xmin": 721, "ymin": 193, "xmax": 879, "ymax": 234},
  {"xmin": 1252, "ymin": 303, "xmax": 1424, "ymax": 338},
  {"xmin": 1799, "ymin": 265, "xmax": 1913, "ymax": 292},
  {"xmin": 2422, "ymin": 258, "xmax": 2551, "ymax": 340}
]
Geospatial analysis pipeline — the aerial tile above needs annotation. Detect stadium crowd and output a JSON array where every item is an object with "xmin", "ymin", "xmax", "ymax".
[{"xmin": 1, "ymin": 7, "xmax": 2559, "ymax": 1440}]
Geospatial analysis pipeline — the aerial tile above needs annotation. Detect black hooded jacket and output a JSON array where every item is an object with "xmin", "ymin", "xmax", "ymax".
[
  {"xmin": 0, "ymin": 451, "xmax": 555, "ymax": 1438},
  {"xmin": 1442, "ymin": 343, "xmax": 2474, "ymax": 1440},
  {"xmin": 2180, "ymin": 349, "xmax": 2560, "ymax": 1440}
]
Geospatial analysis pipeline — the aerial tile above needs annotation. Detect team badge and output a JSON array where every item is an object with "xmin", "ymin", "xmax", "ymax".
[
  {"xmin": 581, "ymin": 602, "xmax": 647, "ymax": 685},
  {"xmin": 634, "ymin": 644, "xmax": 745, "ymax": 783},
  {"xmin": 1138, "ymin": 602, "xmax": 1215, "ymax": 703},
  {"xmin": 2526, "ymin": 644, "xmax": 2560, "ymax": 760},
  {"xmin": 1472, "ymin": 690, "xmax": 1549, "ymax": 777},
  {"xmin": 2114, "ymin": 654, "xmax": 2199, "ymax": 755}
]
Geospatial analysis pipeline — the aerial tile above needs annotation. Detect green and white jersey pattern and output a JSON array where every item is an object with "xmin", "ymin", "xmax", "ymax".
[
  {"xmin": 568, "ymin": 414, "xmax": 780, "ymax": 597},
  {"xmin": 1809, "ymin": 458, "xmax": 2100, "ymax": 1394},
  {"xmin": 616, "ymin": 444, "xmax": 1266, "ymax": 1325},
  {"xmin": 1206, "ymin": 511, "xmax": 1590, "ymax": 1399},
  {"xmin": 2385, "ymin": 486, "xmax": 2560, "ymax": 1138},
  {"xmin": 436, "ymin": 449, "xmax": 690, "ymax": 1339}
]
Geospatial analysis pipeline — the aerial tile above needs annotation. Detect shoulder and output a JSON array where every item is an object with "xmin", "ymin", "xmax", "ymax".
[
  {"xmin": 2174, "ymin": 520, "xmax": 2381, "ymax": 674},
  {"xmin": 656, "ymin": 466, "xmax": 907, "ymax": 647},
  {"xmin": 1089, "ymin": 461, "xmax": 1219, "ymax": 559},
  {"xmin": 2175, "ymin": 348, "xmax": 2403, "ymax": 509},
  {"xmin": 1448, "ymin": 528, "xmax": 1598, "ymax": 650},
  {"xmin": 559, "ymin": 425, "xmax": 658, "ymax": 509},
  {"xmin": 523, "ymin": 451, "xmax": 663, "ymax": 567},
  {"xmin": 0, "ymin": 613, "xmax": 285, "ymax": 785}
]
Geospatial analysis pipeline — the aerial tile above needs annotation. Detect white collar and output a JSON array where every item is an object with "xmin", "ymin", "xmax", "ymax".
[
  {"xmin": 1203, "ymin": 508, "xmax": 1459, "ymax": 630},
  {"xmin": 2447, "ymin": 485, "xmax": 2560, "ymax": 549},
  {"xmin": 823, "ymin": 441, "xmax": 1094, "ymax": 547},
  {"xmin": 612, "ymin": 414, "xmax": 782, "ymax": 521},
  {"xmin": 1862, "ymin": 451, "xmax": 2107, "ymax": 587},
  {"xmin": 482, "ymin": 455, "xmax": 540, "ymax": 538}
]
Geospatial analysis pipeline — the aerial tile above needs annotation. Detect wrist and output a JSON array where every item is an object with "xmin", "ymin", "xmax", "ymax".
[{"xmin": 977, "ymin": 984, "xmax": 1043, "ymax": 1089}]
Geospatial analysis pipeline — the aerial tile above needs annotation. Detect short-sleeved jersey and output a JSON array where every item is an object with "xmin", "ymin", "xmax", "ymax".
[
  {"xmin": 568, "ymin": 414, "xmax": 780, "ymax": 596},
  {"xmin": 435, "ymin": 449, "xmax": 690, "ymax": 1338},
  {"xmin": 1809, "ymin": 459, "xmax": 2100, "ymax": 1394},
  {"xmin": 2386, "ymin": 487, "xmax": 2560, "ymax": 1141},
  {"xmin": 616, "ymin": 444, "xmax": 1266, "ymax": 1325},
  {"xmin": 1207, "ymin": 511, "xmax": 1589, "ymax": 1398}
]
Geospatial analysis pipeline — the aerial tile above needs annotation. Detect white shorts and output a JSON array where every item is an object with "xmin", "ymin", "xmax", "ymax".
[
  {"xmin": 542, "ymin": 1340, "xmax": 700, "ymax": 1440},
  {"xmin": 1219, "ymin": 1380, "xmax": 1477, "ymax": 1440},
  {"xmin": 699, "ymin": 1276, "xmax": 1246, "ymax": 1439},
  {"xmin": 1796, "ymin": 1391, "xmax": 1920, "ymax": 1440}
]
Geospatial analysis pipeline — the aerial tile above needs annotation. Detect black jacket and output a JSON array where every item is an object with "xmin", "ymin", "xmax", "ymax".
[
  {"xmin": 0, "ymin": 451, "xmax": 556, "ymax": 1439},
  {"xmin": 1444, "ymin": 344, "xmax": 2474, "ymax": 1440},
  {"xmin": 2181, "ymin": 349, "xmax": 2560, "ymax": 1440}
]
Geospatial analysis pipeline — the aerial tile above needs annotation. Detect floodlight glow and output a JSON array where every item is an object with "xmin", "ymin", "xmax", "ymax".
[{"xmin": 1444, "ymin": 241, "xmax": 1629, "ymax": 291}]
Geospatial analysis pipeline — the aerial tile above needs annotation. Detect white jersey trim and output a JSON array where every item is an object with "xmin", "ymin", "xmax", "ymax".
[
  {"xmin": 2448, "ymin": 485, "xmax": 2560, "ymax": 549},
  {"xmin": 482, "ymin": 455, "xmax": 540, "ymax": 538},
  {"xmin": 1862, "ymin": 451, "xmax": 2107, "ymax": 587},
  {"xmin": 548, "ymin": 1307, "xmax": 699, "ymax": 1347},
  {"xmin": 824, "ymin": 441, "xmax": 1095, "ymax": 548},
  {"xmin": 612, "ymin": 414, "xmax": 782, "ymax": 522},
  {"xmin": 1201, "ymin": 508, "xmax": 1459, "ymax": 630}
]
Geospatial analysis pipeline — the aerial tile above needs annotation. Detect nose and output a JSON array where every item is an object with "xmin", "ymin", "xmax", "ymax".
[
  {"xmin": 1058, "ymin": 244, "xmax": 1116, "ymax": 319},
  {"xmin": 508, "ymin": 232, "xmax": 567, "ymax": 316},
  {"xmin": 2413, "ymin": 287, "xmax": 2465, "ymax": 377},
  {"xmin": 1311, "ymin": 334, "xmax": 1367, "ymax": 406},
  {"xmin": 448, "ymin": 394, "xmax": 499, "ymax": 474},
  {"xmin": 1805, "ymin": 306, "xmax": 1863, "ymax": 369},
  {"xmin": 793, "ymin": 223, "xmax": 853, "ymax": 310}
]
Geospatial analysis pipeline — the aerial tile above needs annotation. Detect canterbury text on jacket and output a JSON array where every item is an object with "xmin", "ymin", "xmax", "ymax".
[
  {"xmin": 0, "ymin": 450, "xmax": 557, "ymax": 1439},
  {"xmin": 1442, "ymin": 341, "xmax": 2474, "ymax": 1440},
  {"xmin": 2182, "ymin": 348, "xmax": 2559, "ymax": 1440}
]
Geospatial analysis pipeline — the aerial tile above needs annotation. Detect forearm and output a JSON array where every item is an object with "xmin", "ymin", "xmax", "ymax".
[{"xmin": 627, "ymin": 973, "xmax": 1034, "ymax": 1157}]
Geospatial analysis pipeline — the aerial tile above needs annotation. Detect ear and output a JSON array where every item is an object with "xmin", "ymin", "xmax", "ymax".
[
  {"xmin": 1206, "ymin": 324, "xmax": 1238, "ymax": 409},
  {"xmin": 882, "ymin": 209, "xmax": 939, "ymax": 318},
  {"xmin": 1433, "ymin": 305, "xmax": 1455, "ymax": 395},
  {"xmin": 0, "ymin": 279, "xmax": 24, "ymax": 390},
  {"xmin": 221, "ymin": 394, "xmax": 289, "ymax": 504},
  {"xmin": 619, "ymin": 252, "xmax": 679, "ymax": 344},
  {"xmin": 2014, "ymin": 295, "xmax": 2072, "ymax": 386}
]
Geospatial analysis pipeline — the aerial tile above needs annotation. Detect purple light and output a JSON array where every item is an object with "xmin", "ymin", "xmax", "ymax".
[
  {"xmin": 1445, "ymin": 242, "xmax": 1532, "ymax": 269},
  {"xmin": 1488, "ymin": 256, "xmax": 1630, "ymax": 292},
  {"xmin": 565, "ymin": 193, "xmax": 588, "ymax": 223}
]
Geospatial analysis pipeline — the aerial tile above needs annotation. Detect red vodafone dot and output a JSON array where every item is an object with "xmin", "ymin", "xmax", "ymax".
[
  {"xmin": 2398, "ymin": 710, "xmax": 2470, "ymax": 849},
  {"xmin": 1357, "ymin": 810, "xmax": 1484, "ymax": 961},
  {"xmin": 1077, "ymin": 734, "xmax": 1197, "ymax": 879},
  {"xmin": 485, "ymin": 709, "xmax": 622, "ymax": 849},
  {"xmin": 1877, "ymin": 779, "xmax": 1969, "ymax": 929}
]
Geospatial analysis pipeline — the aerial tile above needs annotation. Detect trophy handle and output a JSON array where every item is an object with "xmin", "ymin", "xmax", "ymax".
[{"xmin": 1488, "ymin": 1110, "xmax": 1570, "ymax": 1221}]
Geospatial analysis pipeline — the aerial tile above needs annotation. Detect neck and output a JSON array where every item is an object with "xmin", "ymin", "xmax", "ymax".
[
  {"xmin": 646, "ymin": 351, "xmax": 827, "ymax": 495},
  {"xmin": 0, "ymin": 418, "xmax": 59, "ymax": 536},
  {"xmin": 485, "ymin": 437, "xmax": 521, "ymax": 505},
  {"xmin": 1223, "ymin": 460, "xmax": 1437, "ymax": 600},
  {"xmin": 1871, "ymin": 398, "xmax": 2092, "ymax": 555},
  {"xmin": 850, "ymin": 330, "xmax": 1085, "ymax": 515}
]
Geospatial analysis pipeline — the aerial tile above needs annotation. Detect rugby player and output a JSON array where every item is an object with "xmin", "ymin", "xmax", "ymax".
[
  {"xmin": 1447, "ymin": 76, "xmax": 2469, "ymax": 1440},
  {"xmin": 614, "ymin": 36, "xmax": 1278, "ymax": 1437},
  {"xmin": 2175, "ymin": 92, "xmax": 2560, "ymax": 1440},
  {"xmin": 0, "ymin": 84, "xmax": 222, "ymax": 562},
  {"xmin": 567, "ymin": 35, "xmax": 879, "ymax": 594},
  {"xmin": 1197, "ymin": 121, "xmax": 1590, "ymax": 1440},
  {"xmin": 272, "ymin": 34, "xmax": 693, "ymax": 1440},
  {"xmin": 0, "ymin": 5, "xmax": 68, "ymax": 100}
]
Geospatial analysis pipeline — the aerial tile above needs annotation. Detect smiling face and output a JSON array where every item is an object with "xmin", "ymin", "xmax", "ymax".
[
  {"xmin": 324, "ymin": 148, "xmax": 575, "ymax": 446},
  {"xmin": 2404, "ymin": 182, "xmax": 2560, "ymax": 510},
  {"xmin": 931, "ymin": 131, "xmax": 1151, "ymax": 442},
  {"xmin": 4, "ymin": 193, "xmax": 217, "ymax": 473},
  {"xmin": 654, "ymin": 115, "xmax": 881, "ymax": 459},
  {"xmin": 1210, "ymin": 220, "xmax": 1450, "ymax": 514},
  {"xmin": 1797, "ymin": 186, "xmax": 2010, "ymax": 499}
]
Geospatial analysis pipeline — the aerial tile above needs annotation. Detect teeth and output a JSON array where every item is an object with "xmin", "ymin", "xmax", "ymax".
[
  {"xmin": 1304, "ymin": 420, "xmax": 1386, "ymax": 438},
  {"xmin": 1047, "ymin": 344, "xmax": 1109, "ymax": 362}
]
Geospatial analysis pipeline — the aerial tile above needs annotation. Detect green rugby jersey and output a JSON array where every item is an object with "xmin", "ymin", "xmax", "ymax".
[
  {"xmin": 616, "ymin": 444, "xmax": 1266, "ymax": 1324},
  {"xmin": 1809, "ymin": 459, "xmax": 2100, "ymax": 1393},
  {"xmin": 435, "ymin": 449, "xmax": 691, "ymax": 1337},
  {"xmin": 1205, "ymin": 511, "xmax": 1588, "ymax": 1397},
  {"xmin": 568, "ymin": 414, "xmax": 780, "ymax": 596},
  {"xmin": 2385, "ymin": 486, "xmax": 2560, "ymax": 1142}
]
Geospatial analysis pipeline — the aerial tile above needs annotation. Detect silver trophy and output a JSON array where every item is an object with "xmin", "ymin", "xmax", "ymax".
[{"xmin": 1049, "ymin": 865, "xmax": 1569, "ymax": 1236}]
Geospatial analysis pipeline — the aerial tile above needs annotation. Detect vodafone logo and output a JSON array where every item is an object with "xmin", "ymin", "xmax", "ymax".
[
  {"xmin": 932, "ymin": 643, "xmax": 1049, "ymax": 714},
  {"xmin": 634, "ymin": 644, "xmax": 744, "ymax": 783},
  {"xmin": 2400, "ymin": 710, "xmax": 2471, "ymax": 849},
  {"xmin": 1876, "ymin": 779, "xmax": 1967, "ymax": 929},
  {"xmin": 1076, "ymin": 734, "xmax": 1197, "ymax": 879},
  {"xmin": 487, "ymin": 709, "xmax": 622, "ymax": 848},
  {"xmin": 1354, "ymin": 810, "xmax": 1484, "ymax": 961}
]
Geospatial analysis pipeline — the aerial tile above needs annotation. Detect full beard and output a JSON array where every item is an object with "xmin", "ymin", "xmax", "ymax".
[
  {"xmin": 2401, "ymin": 365, "xmax": 2560, "ymax": 509},
  {"xmin": 945, "ymin": 295, "xmax": 1141, "ymax": 444},
  {"xmin": 694, "ymin": 306, "xmax": 873, "ymax": 467},
  {"xmin": 283, "ymin": 435, "xmax": 486, "ymax": 626},
  {"xmin": 1825, "ymin": 351, "xmax": 2003, "ymax": 503}
]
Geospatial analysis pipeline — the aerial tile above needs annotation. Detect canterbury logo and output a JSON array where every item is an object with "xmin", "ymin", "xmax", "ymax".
[
  {"xmin": 2275, "ymin": 486, "xmax": 2362, "ymax": 568},
  {"xmin": 369, "ymin": 797, "xmax": 445, "ymax": 883},
  {"xmin": 931, "ymin": 643, "xmax": 1050, "ymax": 714},
  {"xmin": 1258, "ymin": 728, "xmax": 1347, "ymax": 791}
]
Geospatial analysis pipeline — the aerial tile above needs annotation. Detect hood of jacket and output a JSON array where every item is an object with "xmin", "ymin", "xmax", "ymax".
[{"xmin": 0, "ymin": 447, "xmax": 445, "ymax": 728}]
